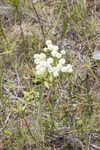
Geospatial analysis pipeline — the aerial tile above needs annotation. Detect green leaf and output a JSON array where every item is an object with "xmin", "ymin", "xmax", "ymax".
[
  {"xmin": 3, "ymin": 129, "xmax": 10, "ymax": 135},
  {"xmin": 80, "ymin": 73, "xmax": 87, "ymax": 81},
  {"xmin": 48, "ymin": 74, "xmax": 53, "ymax": 83},
  {"xmin": 77, "ymin": 120, "xmax": 83, "ymax": 127},
  {"xmin": 44, "ymin": 81, "xmax": 50, "ymax": 89},
  {"xmin": 8, "ymin": 0, "xmax": 20, "ymax": 8}
]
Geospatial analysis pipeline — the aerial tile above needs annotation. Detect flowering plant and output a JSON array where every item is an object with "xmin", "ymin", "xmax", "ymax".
[{"xmin": 34, "ymin": 40, "xmax": 73, "ymax": 78}]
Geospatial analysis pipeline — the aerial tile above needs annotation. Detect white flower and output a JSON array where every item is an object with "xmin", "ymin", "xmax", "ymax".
[
  {"xmin": 35, "ymin": 64, "xmax": 41, "ymax": 70},
  {"xmin": 47, "ymin": 44, "xmax": 54, "ymax": 50},
  {"xmin": 40, "ymin": 67, "xmax": 46, "ymax": 73},
  {"xmin": 43, "ymin": 47, "xmax": 48, "ymax": 52},
  {"xmin": 36, "ymin": 66, "xmax": 46, "ymax": 75},
  {"xmin": 55, "ymin": 52, "xmax": 62, "ymax": 58},
  {"xmin": 40, "ymin": 61, "xmax": 47, "ymax": 67},
  {"xmin": 61, "ymin": 66, "xmax": 68, "ymax": 72},
  {"xmin": 34, "ymin": 58, "xmax": 40, "ymax": 64},
  {"xmin": 47, "ymin": 57, "xmax": 54, "ymax": 64},
  {"xmin": 53, "ymin": 71, "xmax": 59, "ymax": 77},
  {"xmin": 39, "ymin": 53, "xmax": 46, "ymax": 60},
  {"xmin": 52, "ymin": 66, "xmax": 57, "ymax": 71},
  {"xmin": 61, "ymin": 64, "xmax": 73, "ymax": 73},
  {"xmin": 56, "ymin": 63, "xmax": 62, "ymax": 71},
  {"xmin": 34, "ymin": 54, "xmax": 40, "ymax": 59},
  {"xmin": 48, "ymin": 44, "xmax": 59, "ymax": 51},
  {"xmin": 61, "ymin": 50, "xmax": 66, "ymax": 55},
  {"xmin": 66, "ymin": 64, "xmax": 73, "ymax": 73},
  {"xmin": 51, "ymin": 50, "xmax": 58, "ymax": 57},
  {"xmin": 33, "ymin": 0, "xmax": 38, "ymax": 3},
  {"xmin": 36, "ymin": 70, "xmax": 41, "ymax": 75},
  {"xmin": 46, "ymin": 40, "xmax": 52, "ymax": 46},
  {"xmin": 52, "ymin": 66, "xmax": 60, "ymax": 72},
  {"xmin": 59, "ymin": 58, "xmax": 66, "ymax": 64},
  {"xmin": 34, "ymin": 40, "xmax": 73, "ymax": 77},
  {"xmin": 51, "ymin": 45, "xmax": 59, "ymax": 51},
  {"xmin": 48, "ymin": 65, "xmax": 54, "ymax": 73}
]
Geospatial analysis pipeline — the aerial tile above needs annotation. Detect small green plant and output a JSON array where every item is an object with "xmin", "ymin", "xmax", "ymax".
[{"xmin": 8, "ymin": 0, "xmax": 20, "ymax": 8}]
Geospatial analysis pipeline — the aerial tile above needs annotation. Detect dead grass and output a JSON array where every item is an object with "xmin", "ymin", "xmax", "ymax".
[{"xmin": 0, "ymin": 0, "xmax": 100, "ymax": 150}]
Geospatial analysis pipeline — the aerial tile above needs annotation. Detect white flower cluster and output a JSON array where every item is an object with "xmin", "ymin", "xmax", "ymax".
[
  {"xmin": 33, "ymin": 0, "xmax": 38, "ymax": 3},
  {"xmin": 34, "ymin": 40, "xmax": 73, "ymax": 77}
]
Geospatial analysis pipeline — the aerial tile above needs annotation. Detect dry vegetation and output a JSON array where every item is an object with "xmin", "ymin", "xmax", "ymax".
[{"xmin": 0, "ymin": 0, "xmax": 100, "ymax": 150}]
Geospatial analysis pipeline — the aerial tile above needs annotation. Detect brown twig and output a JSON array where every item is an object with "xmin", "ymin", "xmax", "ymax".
[{"xmin": 30, "ymin": 0, "xmax": 45, "ymax": 44}]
